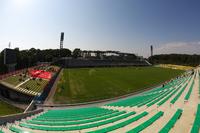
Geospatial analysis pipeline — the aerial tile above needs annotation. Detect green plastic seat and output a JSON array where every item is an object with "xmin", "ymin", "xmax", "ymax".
[
  {"xmin": 159, "ymin": 109, "xmax": 183, "ymax": 133},
  {"xmin": 191, "ymin": 104, "xmax": 200, "ymax": 133},
  {"xmin": 9, "ymin": 126, "xmax": 33, "ymax": 133},
  {"xmin": 127, "ymin": 111, "xmax": 164, "ymax": 133}
]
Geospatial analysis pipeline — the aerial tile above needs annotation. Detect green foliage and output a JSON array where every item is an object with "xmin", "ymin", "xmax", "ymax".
[
  {"xmin": 53, "ymin": 67, "xmax": 183, "ymax": 104},
  {"xmin": 0, "ymin": 100, "xmax": 22, "ymax": 116},
  {"xmin": 0, "ymin": 48, "xmax": 72, "ymax": 74},
  {"xmin": 149, "ymin": 54, "xmax": 200, "ymax": 66},
  {"xmin": 72, "ymin": 48, "xmax": 81, "ymax": 58}
]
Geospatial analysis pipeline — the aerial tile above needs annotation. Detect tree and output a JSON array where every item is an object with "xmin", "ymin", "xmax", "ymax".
[
  {"xmin": 72, "ymin": 48, "xmax": 81, "ymax": 58},
  {"xmin": 148, "ymin": 54, "xmax": 200, "ymax": 66},
  {"xmin": 60, "ymin": 48, "xmax": 71, "ymax": 57}
]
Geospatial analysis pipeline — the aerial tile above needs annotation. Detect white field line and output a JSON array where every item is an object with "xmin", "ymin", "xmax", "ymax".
[{"xmin": 15, "ymin": 78, "xmax": 31, "ymax": 89}]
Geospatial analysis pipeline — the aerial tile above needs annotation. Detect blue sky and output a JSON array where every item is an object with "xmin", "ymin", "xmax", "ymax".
[{"xmin": 0, "ymin": 0, "xmax": 200, "ymax": 57}]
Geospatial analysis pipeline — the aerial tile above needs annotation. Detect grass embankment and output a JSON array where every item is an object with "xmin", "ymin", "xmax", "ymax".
[{"xmin": 0, "ymin": 100, "xmax": 23, "ymax": 116}]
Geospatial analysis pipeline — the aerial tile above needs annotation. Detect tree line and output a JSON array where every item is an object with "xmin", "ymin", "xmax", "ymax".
[
  {"xmin": 1, "ymin": 48, "xmax": 199, "ymax": 74},
  {"xmin": 0, "ymin": 48, "xmax": 82, "ymax": 74},
  {"xmin": 148, "ymin": 54, "xmax": 200, "ymax": 66}
]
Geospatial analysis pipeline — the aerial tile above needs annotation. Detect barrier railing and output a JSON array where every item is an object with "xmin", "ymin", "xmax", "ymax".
[
  {"xmin": 0, "ymin": 109, "xmax": 43, "ymax": 125},
  {"xmin": 34, "ymin": 67, "xmax": 62, "ymax": 103}
]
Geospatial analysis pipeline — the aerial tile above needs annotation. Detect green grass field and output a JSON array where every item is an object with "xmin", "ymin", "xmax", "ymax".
[
  {"xmin": 0, "ymin": 100, "xmax": 23, "ymax": 116},
  {"xmin": 53, "ymin": 67, "xmax": 184, "ymax": 104},
  {"xmin": 2, "ymin": 75, "xmax": 28, "ymax": 86}
]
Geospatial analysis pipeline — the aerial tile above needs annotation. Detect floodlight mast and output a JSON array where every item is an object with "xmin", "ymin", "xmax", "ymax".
[
  {"xmin": 8, "ymin": 42, "xmax": 11, "ymax": 49},
  {"xmin": 59, "ymin": 32, "xmax": 64, "ymax": 57},
  {"xmin": 60, "ymin": 32, "xmax": 64, "ymax": 50},
  {"xmin": 150, "ymin": 45, "xmax": 153, "ymax": 57}
]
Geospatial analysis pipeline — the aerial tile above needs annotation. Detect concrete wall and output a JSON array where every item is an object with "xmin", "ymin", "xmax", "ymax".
[
  {"xmin": 0, "ymin": 84, "xmax": 33, "ymax": 103},
  {"xmin": 0, "ymin": 109, "xmax": 43, "ymax": 125}
]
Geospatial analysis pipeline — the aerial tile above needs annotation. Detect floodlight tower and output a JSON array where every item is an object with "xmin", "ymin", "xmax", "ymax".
[
  {"xmin": 60, "ymin": 32, "xmax": 64, "ymax": 49},
  {"xmin": 150, "ymin": 45, "xmax": 153, "ymax": 57},
  {"xmin": 8, "ymin": 42, "xmax": 11, "ymax": 48}
]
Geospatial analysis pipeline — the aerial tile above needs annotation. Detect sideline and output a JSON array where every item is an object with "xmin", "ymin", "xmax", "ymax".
[
  {"xmin": 37, "ymin": 80, "xmax": 168, "ymax": 109},
  {"xmin": 44, "ymin": 69, "xmax": 63, "ymax": 104}
]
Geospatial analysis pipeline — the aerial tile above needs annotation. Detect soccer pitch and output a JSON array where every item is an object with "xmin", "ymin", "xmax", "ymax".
[{"xmin": 53, "ymin": 66, "xmax": 184, "ymax": 104}]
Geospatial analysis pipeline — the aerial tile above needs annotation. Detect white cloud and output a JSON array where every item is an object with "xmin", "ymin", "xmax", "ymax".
[{"xmin": 154, "ymin": 41, "xmax": 200, "ymax": 55}]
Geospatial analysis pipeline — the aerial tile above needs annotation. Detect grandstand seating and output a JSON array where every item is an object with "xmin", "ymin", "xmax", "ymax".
[
  {"xmin": 1, "ymin": 75, "xmax": 28, "ymax": 86},
  {"xmin": 19, "ymin": 79, "xmax": 48, "ymax": 95},
  {"xmin": 157, "ymin": 85, "xmax": 182, "ymax": 106},
  {"xmin": 184, "ymin": 79, "xmax": 194, "ymax": 100},
  {"xmin": 127, "ymin": 111, "xmax": 164, "ymax": 133},
  {"xmin": 0, "ymin": 70, "xmax": 197, "ymax": 133},
  {"xmin": 159, "ymin": 109, "xmax": 183, "ymax": 133},
  {"xmin": 106, "ymin": 76, "xmax": 188, "ymax": 108},
  {"xmin": 199, "ymin": 71, "xmax": 200, "ymax": 96},
  {"xmin": 170, "ymin": 82, "xmax": 188, "ymax": 104},
  {"xmin": 88, "ymin": 111, "xmax": 148, "ymax": 133},
  {"xmin": 191, "ymin": 104, "xmax": 200, "ymax": 133},
  {"xmin": 0, "ymin": 65, "xmax": 56, "ymax": 97},
  {"xmin": 1, "ymin": 78, "xmax": 48, "ymax": 96},
  {"xmin": 33, "ymin": 107, "xmax": 117, "ymax": 121},
  {"xmin": 12, "ymin": 107, "xmax": 136, "ymax": 131},
  {"xmin": 10, "ymin": 126, "xmax": 32, "ymax": 133},
  {"xmin": 20, "ymin": 111, "xmax": 136, "ymax": 131},
  {"xmin": 63, "ymin": 58, "xmax": 149, "ymax": 68},
  {"xmin": 28, "ymin": 111, "xmax": 126, "ymax": 125}
]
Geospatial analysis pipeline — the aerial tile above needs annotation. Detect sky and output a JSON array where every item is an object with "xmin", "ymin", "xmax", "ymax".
[{"xmin": 0, "ymin": 0, "xmax": 200, "ymax": 57}]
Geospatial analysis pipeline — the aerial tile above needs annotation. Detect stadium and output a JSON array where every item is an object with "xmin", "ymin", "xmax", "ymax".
[
  {"xmin": 0, "ymin": 44, "xmax": 200, "ymax": 133},
  {"xmin": 1, "ymin": 0, "xmax": 200, "ymax": 133}
]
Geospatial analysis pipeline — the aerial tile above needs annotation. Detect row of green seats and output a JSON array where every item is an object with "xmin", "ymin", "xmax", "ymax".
[
  {"xmin": 9, "ymin": 126, "xmax": 33, "ymax": 133},
  {"xmin": 37, "ymin": 107, "xmax": 111, "ymax": 119},
  {"xmin": 148, "ymin": 77, "xmax": 184, "ymax": 94},
  {"xmin": 136, "ymin": 79, "xmax": 181, "ymax": 108},
  {"xmin": 130, "ymin": 93, "xmax": 160, "ymax": 107},
  {"xmin": 34, "ymin": 107, "xmax": 115, "ymax": 121},
  {"xmin": 113, "ymin": 90, "xmax": 161, "ymax": 107},
  {"xmin": 146, "ymin": 88, "xmax": 172, "ymax": 107},
  {"xmin": 198, "ymin": 70, "xmax": 200, "ymax": 94},
  {"xmin": 108, "ymin": 94, "xmax": 149, "ymax": 107},
  {"xmin": 157, "ymin": 84, "xmax": 182, "ymax": 106},
  {"xmin": 135, "ymin": 92, "xmax": 163, "ymax": 107},
  {"xmin": 139, "ymin": 77, "xmax": 187, "ymax": 108},
  {"xmin": 137, "ymin": 82, "xmax": 178, "ymax": 107},
  {"xmin": 170, "ymin": 82, "xmax": 188, "ymax": 104},
  {"xmin": 191, "ymin": 104, "xmax": 200, "ymax": 133},
  {"xmin": 88, "ymin": 111, "xmax": 148, "ymax": 133},
  {"xmin": 106, "ymin": 77, "xmax": 184, "ymax": 107},
  {"xmin": 137, "ymin": 94, "xmax": 161, "ymax": 107},
  {"xmin": 126, "ymin": 111, "xmax": 164, "ymax": 133},
  {"xmin": 28, "ymin": 110, "xmax": 126, "ymax": 126},
  {"xmin": 33, "ymin": 110, "xmax": 117, "ymax": 122},
  {"xmin": 20, "ymin": 112, "xmax": 136, "ymax": 131},
  {"xmin": 159, "ymin": 109, "xmax": 183, "ymax": 133},
  {"xmin": 184, "ymin": 79, "xmax": 194, "ymax": 100},
  {"xmin": 141, "ymin": 81, "xmax": 173, "ymax": 96},
  {"xmin": 0, "ymin": 130, "xmax": 3, "ymax": 133}
]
